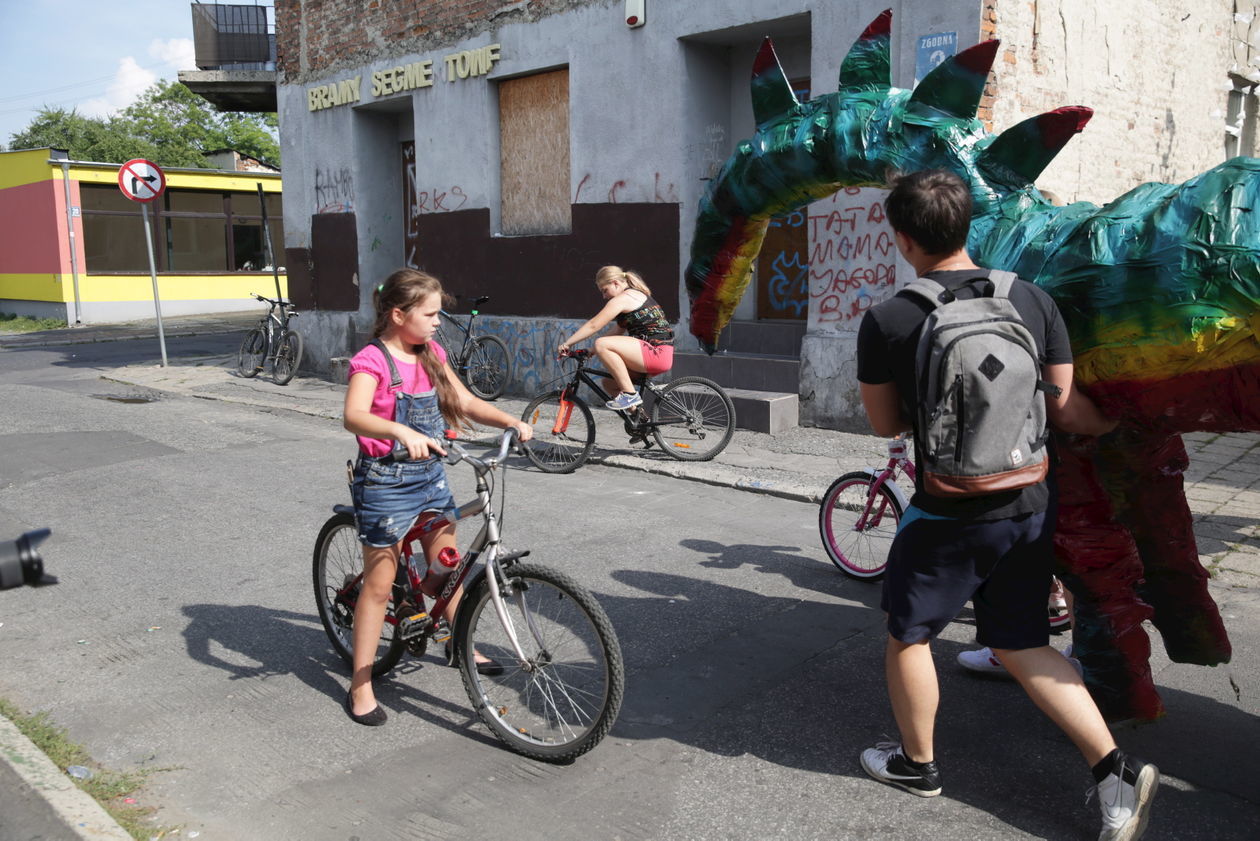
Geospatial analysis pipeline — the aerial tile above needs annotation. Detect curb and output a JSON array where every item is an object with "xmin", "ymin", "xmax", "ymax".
[
  {"xmin": 0, "ymin": 325, "xmax": 245, "ymax": 350},
  {"xmin": 0, "ymin": 712, "xmax": 132, "ymax": 840}
]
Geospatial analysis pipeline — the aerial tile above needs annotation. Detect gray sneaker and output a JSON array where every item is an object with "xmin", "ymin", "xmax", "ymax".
[
  {"xmin": 605, "ymin": 390, "xmax": 642, "ymax": 410},
  {"xmin": 1093, "ymin": 754, "xmax": 1159, "ymax": 841}
]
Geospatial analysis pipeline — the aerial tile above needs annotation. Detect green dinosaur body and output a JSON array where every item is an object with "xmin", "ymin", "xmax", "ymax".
[{"xmin": 686, "ymin": 9, "xmax": 1253, "ymax": 720}]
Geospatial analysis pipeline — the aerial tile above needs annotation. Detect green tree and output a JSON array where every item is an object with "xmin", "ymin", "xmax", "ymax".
[{"xmin": 7, "ymin": 80, "xmax": 279, "ymax": 168}]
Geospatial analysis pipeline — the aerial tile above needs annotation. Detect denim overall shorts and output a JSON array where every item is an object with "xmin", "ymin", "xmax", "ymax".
[{"xmin": 351, "ymin": 340, "xmax": 457, "ymax": 547}]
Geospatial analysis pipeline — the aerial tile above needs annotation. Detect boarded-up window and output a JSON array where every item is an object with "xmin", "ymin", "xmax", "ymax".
[{"xmin": 499, "ymin": 69, "xmax": 570, "ymax": 235}]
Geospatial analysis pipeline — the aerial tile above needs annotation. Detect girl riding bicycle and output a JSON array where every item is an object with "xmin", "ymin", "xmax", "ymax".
[
  {"xmin": 557, "ymin": 265, "xmax": 674, "ymax": 411},
  {"xmin": 342, "ymin": 268, "xmax": 532, "ymax": 726}
]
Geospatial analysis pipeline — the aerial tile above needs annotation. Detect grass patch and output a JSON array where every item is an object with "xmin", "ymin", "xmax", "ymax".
[
  {"xmin": 0, "ymin": 696, "xmax": 171, "ymax": 839},
  {"xmin": 0, "ymin": 313, "xmax": 67, "ymax": 333}
]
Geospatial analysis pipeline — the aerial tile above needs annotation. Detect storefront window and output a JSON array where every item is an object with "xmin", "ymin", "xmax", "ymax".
[
  {"xmin": 78, "ymin": 184, "xmax": 283, "ymax": 273},
  {"xmin": 167, "ymin": 216, "xmax": 228, "ymax": 271}
]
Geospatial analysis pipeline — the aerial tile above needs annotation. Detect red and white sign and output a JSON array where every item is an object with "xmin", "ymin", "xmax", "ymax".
[{"xmin": 118, "ymin": 159, "xmax": 166, "ymax": 203}]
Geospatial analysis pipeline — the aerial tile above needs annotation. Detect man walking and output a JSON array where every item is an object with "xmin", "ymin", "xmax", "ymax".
[{"xmin": 856, "ymin": 170, "xmax": 1158, "ymax": 840}]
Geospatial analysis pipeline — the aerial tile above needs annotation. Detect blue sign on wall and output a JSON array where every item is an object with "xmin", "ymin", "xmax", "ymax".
[{"xmin": 915, "ymin": 32, "xmax": 958, "ymax": 85}]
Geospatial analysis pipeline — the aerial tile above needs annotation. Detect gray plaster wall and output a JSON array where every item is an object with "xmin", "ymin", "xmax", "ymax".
[{"xmin": 276, "ymin": 0, "xmax": 982, "ymax": 425}]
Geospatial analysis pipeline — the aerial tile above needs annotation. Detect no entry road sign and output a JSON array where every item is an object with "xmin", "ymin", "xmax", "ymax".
[{"xmin": 118, "ymin": 158, "xmax": 166, "ymax": 203}]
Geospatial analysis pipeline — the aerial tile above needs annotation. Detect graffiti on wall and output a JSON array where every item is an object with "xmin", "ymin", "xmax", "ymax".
[
  {"xmin": 757, "ymin": 209, "xmax": 809, "ymax": 318},
  {"xmin": 315, "ymin": 167, "xmax": 355, "ymax": 214},
  {"xmin": 573, "ymin": 173, "xmax": 679, "ymax": 204},
  {"xmin": 807, "ymin": 187, "xmax": 897, "ymax": 332}
]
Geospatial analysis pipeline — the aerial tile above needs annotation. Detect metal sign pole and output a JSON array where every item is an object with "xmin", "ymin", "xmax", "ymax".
[
  {"xmin": 141, "ymin": 202, "xmax": 168, "ymax": 367},
  {"xmin": 256, "ymin": 182, "xmax": 283, "ymax": 302}
]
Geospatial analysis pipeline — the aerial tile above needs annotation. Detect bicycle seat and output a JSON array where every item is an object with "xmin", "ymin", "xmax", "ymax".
[{"xmin": 474, "ymin": 295, "xmax": 490, "ymax": 306}]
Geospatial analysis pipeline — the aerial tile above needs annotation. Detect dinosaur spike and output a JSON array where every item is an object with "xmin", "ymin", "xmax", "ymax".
[
  {"xmin": 839, "ymin": 9, "xmax": 892, "ymax": 91},
  {"xmin": 751, "ymin": 37, "xmax": 800, "ymax": 126},
  {"xmin": 907, "ymin": 39, "xmax": 1000, "ymax": 118},
  {"xmin": 978, "ymin": 106, "xmax": 1094, "ymax": 183}
]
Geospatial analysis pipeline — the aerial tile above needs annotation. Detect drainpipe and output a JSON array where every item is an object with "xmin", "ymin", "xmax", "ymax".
[{"xmin": 50, "ymin": 149, "xmax": 82, "ymax": 324}]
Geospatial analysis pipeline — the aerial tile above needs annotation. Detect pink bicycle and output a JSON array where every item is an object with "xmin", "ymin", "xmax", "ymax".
[
  {"xmin": 818, "ymin": 435, "xmax": 913, "ymax": 579},
  {"xmin": 818, "ymin": 436, "xmax": 1077, "ymax": 630}
]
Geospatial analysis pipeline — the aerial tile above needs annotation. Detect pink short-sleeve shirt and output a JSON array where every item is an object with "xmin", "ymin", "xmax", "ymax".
[{"xmin": 348, "ymin": 341, "xmax": 449, "ymax": 456}]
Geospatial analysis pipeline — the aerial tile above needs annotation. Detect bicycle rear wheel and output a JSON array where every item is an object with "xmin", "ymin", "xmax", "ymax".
[
  {"xmin": 312, "ymin": 511, "xmax": 405, "ymax": 677},
  {"xmin": 273, "ymin": 329, "xmax": 303, "ymax": 385},
  {"xmin": 818, "ymin": 472, "xmax": 902, "ymax": 579},
  {"xmin": 520, "ymin": 390, "xmax": 596, "ymax": 473},
  {"xmin": 455, "ymin": 562, "xmax": 624, "ymax": 762},
  {"xmin": 463, "ymin": 335, "xmax": 510, "ymax": 400},
  {"xmin": 649, "ymin": 376, "xmax": 736, "ymax": 461},
  {"xmin": 236, "ymin": 327, "xmax": 266, "ymax": 378}
]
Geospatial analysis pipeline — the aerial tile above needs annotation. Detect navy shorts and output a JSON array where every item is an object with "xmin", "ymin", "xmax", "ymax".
[
  {"xmin": 351, "ymin": 455, "xmax": 457, "ymax": 548},
  {"xmin": 881, "ymin": 507, "xmax": 1053, "ymax": 650}
]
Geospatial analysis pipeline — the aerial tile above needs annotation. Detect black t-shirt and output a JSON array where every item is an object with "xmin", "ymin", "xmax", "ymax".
[{"xmin": 856, "ymin": 269, "xmax": 1073, "ymax": 520}]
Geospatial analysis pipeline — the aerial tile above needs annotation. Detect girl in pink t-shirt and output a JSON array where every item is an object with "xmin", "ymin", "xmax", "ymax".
[{"xmin": 341, "ymin": 268, "xmax": 532, "ymax": 726}]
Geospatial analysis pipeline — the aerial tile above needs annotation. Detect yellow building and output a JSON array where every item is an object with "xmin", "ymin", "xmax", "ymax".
[{"xmin": 0, "ymin": 147, "xmax": 285, "ymax": 323}]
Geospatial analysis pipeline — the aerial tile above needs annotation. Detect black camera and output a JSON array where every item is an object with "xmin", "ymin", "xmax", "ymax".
[{"xmin": 0, "ymin": 528, "xmax": 57, "ymax": 589}]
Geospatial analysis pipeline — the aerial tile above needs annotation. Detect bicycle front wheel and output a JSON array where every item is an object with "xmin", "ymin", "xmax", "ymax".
[
  {"xmin": 521, "ymin": 390, "xmax": 596, "ymax": 473},
  {"xmin": 455, "ymin": 562, "xmax": 624, "ymax": 762},
  {"xmin": 818, "ymin": 472, "xmax": 902, "ymax": 579},
  {"xmin": 273, "ymin": 329, "xmax": 303, "ymax": 385},
  {"xmin": 236, "ymin": 327, "xmax": 266, "ymax": 378},
  {"xmin": 649, "ymin": 376, "xmax": 736, "ymax": 461},
  {"xmin": 312, "ymin": 512, "xmax": 406, "ymax": 677},
  {"xmin": 463, "ymin": 335, "xmax": 511, "ymax": 400}
]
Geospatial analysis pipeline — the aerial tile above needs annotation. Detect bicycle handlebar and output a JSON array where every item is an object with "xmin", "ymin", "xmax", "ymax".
[
  {"xmin": 250, "ymin": 292, "xmax": 293, "ymax": 308},
  {"xmin": 558, "ymin": 348, "xmax": 593, "ymax": 361},
  {"xmin": 386, "ymin": 428, "xmax": 520, "ymax": 469}
]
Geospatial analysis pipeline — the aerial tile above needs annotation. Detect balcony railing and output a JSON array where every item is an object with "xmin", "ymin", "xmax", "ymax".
[{"xmin": 191, "ymin": 2, "xmax": 276, "ymax": 71}]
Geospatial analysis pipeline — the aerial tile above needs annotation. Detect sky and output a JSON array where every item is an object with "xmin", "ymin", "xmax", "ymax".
[{"xmin": 0, "ymin": 0, "xmax": 218, "ymax": 147}]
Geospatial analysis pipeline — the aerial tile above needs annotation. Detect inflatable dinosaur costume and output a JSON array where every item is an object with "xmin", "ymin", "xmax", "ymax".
[{"xmin": 686, "ymin": 9, "xmax": 1250, "ymax": 721}]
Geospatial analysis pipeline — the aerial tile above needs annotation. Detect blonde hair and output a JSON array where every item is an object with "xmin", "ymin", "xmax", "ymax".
[
  {"xmin": 594, "ymin": 265, "xmax": 651, "ymax": 297},
  {"xmin": 371, "ymin": 268, "xmax": 468, "ymax": 430}
]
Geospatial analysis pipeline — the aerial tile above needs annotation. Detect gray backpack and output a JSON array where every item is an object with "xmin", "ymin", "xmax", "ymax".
[{"xmin": 904, "ymin": 271, "xmax": 1058, "ymax": 498}]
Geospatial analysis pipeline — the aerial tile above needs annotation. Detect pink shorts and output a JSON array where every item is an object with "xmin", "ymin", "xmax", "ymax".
[{"xmin": 639, "ymin": 341, "xmax": 674, "ymax": 376}]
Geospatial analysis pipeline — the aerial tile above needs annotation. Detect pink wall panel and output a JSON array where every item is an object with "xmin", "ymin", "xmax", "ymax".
[{"xmin": 0, "ymin": 179, "xmax": 68, "ymax": 273}]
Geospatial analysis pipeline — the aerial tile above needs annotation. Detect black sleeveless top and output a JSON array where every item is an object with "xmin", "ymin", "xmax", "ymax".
[{"xmin": 616, "ymin": 295, "xmax": 674, "ymax": 346}]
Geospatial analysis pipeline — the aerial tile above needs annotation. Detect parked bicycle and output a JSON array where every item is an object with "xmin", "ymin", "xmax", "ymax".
[
  {"xmin": 237, "ymin": 293, "xmax": 303, "ymax": 385},
  {"xmin": 818, "ymin": 434, "xmax": 1073, "ymax": 629},
  {"xmin": 519, "ymin": 348, "xmax": 736, "ymax": 473},
  {"xmin": 437, "ymin": 295, "xmax": 512, "ymax": 400},
  {"xmin": 313, "ymin": 428, "xmax": 624, "ymax": 762}
]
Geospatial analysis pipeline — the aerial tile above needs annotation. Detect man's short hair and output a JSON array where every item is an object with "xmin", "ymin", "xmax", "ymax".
[{"xmin": 884, "ymin": 169, "xmax": 972, "ymax": 255}]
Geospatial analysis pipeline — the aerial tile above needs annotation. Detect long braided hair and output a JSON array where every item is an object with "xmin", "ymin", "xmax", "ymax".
[{"xmin": 371, "ymin": 268, "xmax": 468, "ymax": 430}]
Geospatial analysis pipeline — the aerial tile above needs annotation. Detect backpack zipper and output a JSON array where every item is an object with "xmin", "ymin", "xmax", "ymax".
[{"xmin": 952, "ymin": 374, "xmax": 965, "ymax": 464}]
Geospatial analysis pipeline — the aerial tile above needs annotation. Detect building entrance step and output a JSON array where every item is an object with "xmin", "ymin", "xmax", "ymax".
[{"xmin": 726, "ymin": 388, "xmax": 799, "ymax": 434}]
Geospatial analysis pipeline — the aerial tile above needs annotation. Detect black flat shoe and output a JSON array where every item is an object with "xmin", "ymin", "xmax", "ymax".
[
  {"xmin": 445, "ymin": 643, "xmax": 505, "ymax": 676},
  {"xmin": 344, "ymin": 690, "xmax": 387, "ymax": 726}
]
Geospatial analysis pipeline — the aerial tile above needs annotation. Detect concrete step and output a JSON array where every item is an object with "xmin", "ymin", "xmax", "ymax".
[
  {"xmin": 672, "ymin": 350, "xmax": 800, "ymax": 393},
  {"xmin": 726, "ymin": 388, "xmax": 799, "ymax": 434},
  {"xmin": 714, "ymin": 319, "xmax": 807, "ymax": 356}
]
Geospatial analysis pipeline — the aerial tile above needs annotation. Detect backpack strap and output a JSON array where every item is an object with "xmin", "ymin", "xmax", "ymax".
[
  {"xmin": 369, "ymin": 339, "xmax": 404, "ymax": 389},
  {"xmin": 902, "ymin": 277, "xmax": 949, "ymax": 309},
  {"xmin": 985, "ymin": 269, "xmax": 1019, "ymax": 299}
]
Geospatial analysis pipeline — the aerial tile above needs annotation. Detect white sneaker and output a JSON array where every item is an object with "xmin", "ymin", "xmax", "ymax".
[
  {"xmin": 957, "ymin": 645, "xmax": 1083, "ymax": 678},
  {"xmin": 1092, "ymin": 754, "xmax": 1159, "ymax": 840},
  {"xmin": 957, "ymin": 646, "xmax": 1009, "ymax": 675},
  {"xmin": 604, "ymin": 390, "xmax": 642, "ymax": 410}
]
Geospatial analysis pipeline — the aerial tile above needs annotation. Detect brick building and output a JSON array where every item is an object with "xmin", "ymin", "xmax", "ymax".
[{"xmin": 265, "ymin": 0, "xmax": 1255, "ymax": 429}]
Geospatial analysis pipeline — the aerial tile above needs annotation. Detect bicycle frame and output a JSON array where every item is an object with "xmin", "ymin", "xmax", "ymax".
[
  {"xmin": 552, "ymin": 351, "xmax": 657, "ymax": 434},
  {"xmin": 335, "ymin": 432, "xmax": 535, "ymax": 665},
  {"xmin": 252, "ymin": 293, "xmax": 296, "ymax": 361},
  {"xmin": 855, "ymin": 437, "xmax": 914, "ymax": 528},
  {"xmin": 438, "ymin": 295, "xmax": 490, "ymax": 360}
]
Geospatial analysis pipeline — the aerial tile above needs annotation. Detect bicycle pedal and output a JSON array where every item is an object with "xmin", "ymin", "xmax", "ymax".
[{"xmin": 398, "ymin": 611, "xmax": 431, "ymax": 640}]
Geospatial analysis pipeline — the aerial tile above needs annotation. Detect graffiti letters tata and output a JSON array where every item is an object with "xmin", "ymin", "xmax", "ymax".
[{"xmin": 807, "ymin": 187, "xmax": 897, "ymax": 333}]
